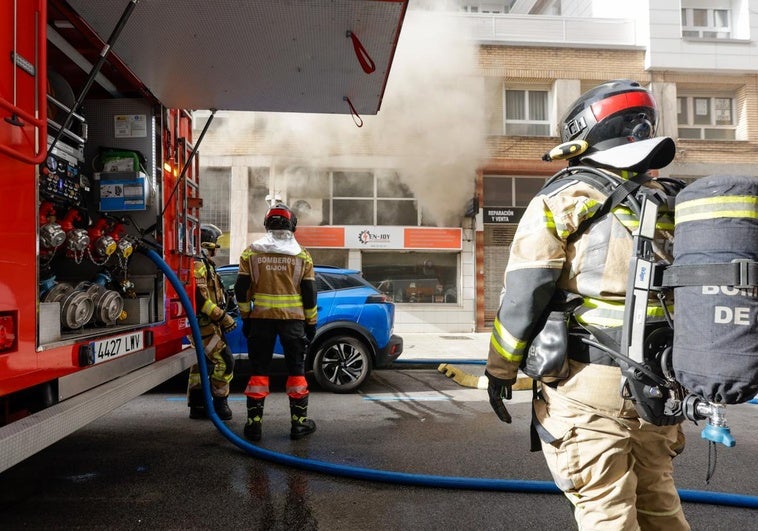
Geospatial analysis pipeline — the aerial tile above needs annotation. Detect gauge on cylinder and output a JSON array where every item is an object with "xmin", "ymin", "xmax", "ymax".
[{"xmin": 46, "ymin": 155, "xmax": 58, "ymax": 172}]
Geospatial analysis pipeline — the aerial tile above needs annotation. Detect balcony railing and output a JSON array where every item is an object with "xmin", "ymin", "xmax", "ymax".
[{"xmin": 454, "ymin": 13, "xmax": 639, "ymax": 49}]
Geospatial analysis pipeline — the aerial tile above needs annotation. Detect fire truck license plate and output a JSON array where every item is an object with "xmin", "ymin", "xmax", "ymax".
[{"xmin": 90, "ymin": 331, "xmax": 143, "ymax": 363}]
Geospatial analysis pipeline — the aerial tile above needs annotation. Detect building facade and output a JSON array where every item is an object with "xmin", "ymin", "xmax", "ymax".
[{"xmin": 195, "ymin": 0, "xmax": 758, "ymax": 333}]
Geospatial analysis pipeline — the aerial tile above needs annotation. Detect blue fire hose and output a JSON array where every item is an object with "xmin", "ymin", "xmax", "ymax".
[{"xmin": 143, "ymin": 248, "xmax": 758, "ymax": 510}]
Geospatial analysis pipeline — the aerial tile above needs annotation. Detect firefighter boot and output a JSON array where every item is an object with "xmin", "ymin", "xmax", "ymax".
[
  {"xmin": 188, "ymin": 389, "xmax": 207, "ymax": 419},
  {"xmin": 244, "ymin": 398, "xmax": 265, "ymax": 441},
  {"xmin": 213, "ymin": 396, "xmax": 233, "ymax": 420},
  {"xmin": 289, "ymin": 396, "xmax": 316, "ymax": 440}
]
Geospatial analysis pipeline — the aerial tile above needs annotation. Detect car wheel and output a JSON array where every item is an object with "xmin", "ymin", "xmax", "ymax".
[{"xmin": 312, "ymin": 336, "xmax": 372, "ymax": 393}]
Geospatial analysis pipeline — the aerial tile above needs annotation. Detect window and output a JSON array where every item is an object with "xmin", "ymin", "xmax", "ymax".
[
  {"xmin": 361, "ymin": 251, "xmax": 459, "ymax": 304},
  {"xmin": 318, "ymin": 272, "xmax": 368, "ymax": 291},
  {"xmin": 286, "ymin": 169, "xmax": 421, "ymax": 226},
  {"xmin": 681, "ymin": 7, "xmax": 731, "ymax": 39},
  {"xmin": 199, "ymin": 167, "xmax": 231, "ymax": 231},
  {"xmin": 308, "ymin": 249, "xmax": 348, "ymax": 268},
  {"xmin": 484, "ymin": 175, "xmax": 546, "ymax": 206},
  {"xmin": 198, "ymin": 167, "xmax": 232, "ymax": 264},
  {"xmin": 504, "ymin": 89, "xmax": 550, "ymax": 136},
  {"xmin": 461, "ymin": 3, "xmax": 515, "ymax": 14},
  {"xmin": 677, "ymin": 95, "xmax": 736, "ymax": 140}
]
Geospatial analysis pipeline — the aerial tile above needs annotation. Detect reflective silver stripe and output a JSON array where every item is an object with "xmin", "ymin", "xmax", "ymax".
[
  {"xmin": 292, "ymin": 257, "xmax": 304, "ymax": 283},
  {"xmin": 251, "ymin": 255, "xmax": 260, "ymax": 284},
  {"xmin": 245, "ymin": 384, "xmax": 269, "ymax": 394},
  {"xmin": 204, "ymin": 333, "xmax": 222, "ymax": 353},
  {"xmin": 286, "ymin": 382, "xmax": 308, "ymax": 395}
]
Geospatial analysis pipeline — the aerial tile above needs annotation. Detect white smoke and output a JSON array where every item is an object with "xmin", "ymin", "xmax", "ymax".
[{"xmin": 209, "ymin": 1, "xmax": 488, "ymax": 226}]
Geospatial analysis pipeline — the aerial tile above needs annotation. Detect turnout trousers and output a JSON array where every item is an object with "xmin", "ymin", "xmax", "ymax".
[
  {"xmin": 533, "ymin": 361, "xmax": 689, "ymax": 531},
  {"xmin": 188, "ymin": 320, "xmax": 235, "ymax": 398}
]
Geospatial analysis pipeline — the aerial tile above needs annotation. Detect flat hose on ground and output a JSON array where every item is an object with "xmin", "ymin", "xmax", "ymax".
[{"xmin": 143, "ymin": 248, "xmax": 758, "ymax": 510}]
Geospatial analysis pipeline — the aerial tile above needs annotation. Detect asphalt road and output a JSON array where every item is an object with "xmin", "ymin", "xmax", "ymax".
[{"xmin": 0, "ymin": 367, "xmax": 756, "ymax": 530}]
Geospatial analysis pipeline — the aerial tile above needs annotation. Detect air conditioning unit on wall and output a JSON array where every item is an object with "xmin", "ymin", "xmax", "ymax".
[{"xmin": 290, "ymin": 198, "xmax": 325, "ymax": 226}]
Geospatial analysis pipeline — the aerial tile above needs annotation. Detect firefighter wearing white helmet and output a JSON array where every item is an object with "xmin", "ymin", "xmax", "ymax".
[
  {"xmin": 485, "ymin": 80, "xmax": 691, "ymax": 529},
  {"xmin": 187, "ymin": 223, "xmax": 237, "ymax": 420},
  {"xmin": 235, "ymin": 203, "xmax": 318, "ymax": 442}
]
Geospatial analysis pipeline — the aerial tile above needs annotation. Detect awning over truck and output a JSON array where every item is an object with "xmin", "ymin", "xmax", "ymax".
[{"xmin": 64, "ymin": 0, "xmax": 408, "ymax": 115}]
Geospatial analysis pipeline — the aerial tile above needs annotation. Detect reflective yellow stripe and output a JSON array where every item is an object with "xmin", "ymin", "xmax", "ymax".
[
  {"xmin": 676, "ymin": 195, "xmax": 758, "ymax": 223},
  {"xmin": 195, "ymin": 262, "xmax": 207, "ymax": 277},
  {"xmin": 254, "ymin": 293, "xmax": 303, "ymax": 309},
  {"xmin": 543, "ymin": 210, "xmax": 556, "ymax": 230},
  {"xmin": 490, "ymin": 319, "xmax": 526, "ymax": 363},
  {"xmin": 575, "ymin": 298, "xmax": 671, "ymax": 327},
  {"xmin": 238, "ymin": 302, "xmax": 251, "ymax": 313},
  {"xmin": 612, "ymin": 206, "xmax": 674, "ymax": 231},
  {"xmin": 201, "ymin": 299, "xmax": 218, "ymax": 316},
  {"xmin": 304, "ymin": 306, "xmax": 317, "ymax": 320}
]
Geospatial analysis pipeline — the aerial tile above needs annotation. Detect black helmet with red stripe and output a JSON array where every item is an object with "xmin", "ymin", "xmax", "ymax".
[
  {"xmin": 264, "ymin": 203, "xmax": 297, "ymax": 232},
  {"xmin": 561, "ymin": 80, "xmax": 657, "ymax": 153}
]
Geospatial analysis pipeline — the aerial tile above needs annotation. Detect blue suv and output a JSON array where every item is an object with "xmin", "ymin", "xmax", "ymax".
[{"xmin": 216, "ymin": 264, "xmax": 403, "ymax": 393}]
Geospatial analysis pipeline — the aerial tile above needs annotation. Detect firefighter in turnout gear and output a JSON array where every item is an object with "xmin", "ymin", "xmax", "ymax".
[
  {"xmin": 188, "ymin": 224, "xmax": 237, "ymax": 420},
  {"xmin": 235, "ymin": 203, "xmax": 318, "ymax": 441},
  {"xmin": 486, "ymin": 80, "xmax": 691, "ymax": 530}
]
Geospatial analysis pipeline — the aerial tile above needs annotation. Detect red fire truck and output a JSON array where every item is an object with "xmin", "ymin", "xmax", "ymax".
[{"xmin": 0, "ymin": 0, "xmax": 406, "ymax": 472}]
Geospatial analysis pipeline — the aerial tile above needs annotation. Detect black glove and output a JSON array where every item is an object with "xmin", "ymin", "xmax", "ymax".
[
  {"xmin": 485, "ymin": 370, "xmax": 516, "ymax": 424},
  {"xmin": 242, "ymin": 318, "xmax": 253, "ymax": 339},
  {"xmin": 305, "ymin": 323, "xmax": 317, "ymax": 343}
]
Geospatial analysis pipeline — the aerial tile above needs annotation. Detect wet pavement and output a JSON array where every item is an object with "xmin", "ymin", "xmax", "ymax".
[{"xmin": 0, "ymin": 335, "xmax": 756, "ymax": 530}]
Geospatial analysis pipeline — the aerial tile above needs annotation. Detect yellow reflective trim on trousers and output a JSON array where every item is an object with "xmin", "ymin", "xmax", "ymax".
[
  {"xmin": 490, "ymin": 318, "xmax": 526, "ymax": 362},
  {"xmin": 676, "ymin": 195, "xmax": 757, "ymax": 223}
]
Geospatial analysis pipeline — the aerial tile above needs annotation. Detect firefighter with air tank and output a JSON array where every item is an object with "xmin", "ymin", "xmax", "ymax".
[
  {"xmin": 187, "ymin": 224, "xmax": 237, "ymax": 420},
  {"xmin": 485, "ymin": 80, "xmax": 692, "ymax": 530}
]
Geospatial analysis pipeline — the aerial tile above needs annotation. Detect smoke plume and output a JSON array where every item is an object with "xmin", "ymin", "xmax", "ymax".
[{"xmin": 209, "ymin": 1, "xmax": 488, "ymax": 226}]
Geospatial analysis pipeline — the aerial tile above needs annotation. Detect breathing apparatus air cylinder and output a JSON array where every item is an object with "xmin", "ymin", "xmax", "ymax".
[{"xmin": 671, "ymin": 175, "xmax": 758, "ymax": 404}]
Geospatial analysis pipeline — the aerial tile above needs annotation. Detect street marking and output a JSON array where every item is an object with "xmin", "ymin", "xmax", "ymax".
[
  {"xmin": 164, "ymin": 396, "xmax": 246, "ymax": 401},
  {"xmin": 362, "ymin": 395, "xmax": 451, "ymax": 402}
]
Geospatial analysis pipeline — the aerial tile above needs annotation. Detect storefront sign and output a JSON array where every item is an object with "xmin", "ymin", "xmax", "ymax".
[
  {"xmin": 404, "ymin": 227, "xmax": 461, "ymax": 250},
  {"xmin": 294, "ymin": 226, "xmax": 462, "ymax": 250},
  {"xmin": 347, "ymin": 226, "xmax": 403, "ymax": 249},
  {"xmin": 295, "ymin": 226, "xmax": 345, "ymax": 248},
  {"xmin": 483, "ymin": 206, "xmax": 527, "ymax": 224}
]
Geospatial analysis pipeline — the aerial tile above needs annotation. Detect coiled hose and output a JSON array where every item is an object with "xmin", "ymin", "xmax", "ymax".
[{"xmin": 143, "ymin": 248, "xmax": 758, "ymax": 509}]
